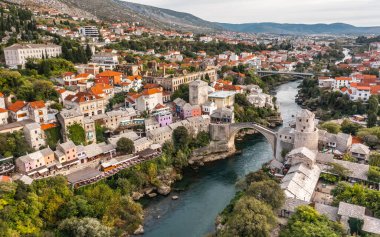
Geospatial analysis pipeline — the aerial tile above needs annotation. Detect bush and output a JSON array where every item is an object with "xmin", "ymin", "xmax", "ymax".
[
  {"xmin": 320, "ymin": 173, "xmax": 338, "ymax": 183},
  {"xmin": 67, "ymin": 123, "xmax": 86, "ymax": 145},
  {"xmin": 116, "ymin": 137, "xmax": 134, "ymax": 154},
  {"xmin": 320, "ymin": 122, "xmax": 341, "ymax": 134}
]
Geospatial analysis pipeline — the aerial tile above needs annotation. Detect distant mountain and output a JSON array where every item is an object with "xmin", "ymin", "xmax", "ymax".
[
  {"xmin": 218, "ymin": 22, "xmax": 380, "ymax": 35},
  {"xmin": 8, "ymin": 0, "xmax": 380, "ymax": 35},
  {"xmin": 58, "ymin": 0, "xmax": 221, "ymax": 32}
]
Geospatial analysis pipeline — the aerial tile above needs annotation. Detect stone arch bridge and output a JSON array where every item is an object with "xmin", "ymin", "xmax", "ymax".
[
  {"xmin": 210, "ymin": 123, "xmax": 278, "ymax": 157},
  {"xmin": 257, "ymin": 70, "xmax": 314, "ymax": 80}
]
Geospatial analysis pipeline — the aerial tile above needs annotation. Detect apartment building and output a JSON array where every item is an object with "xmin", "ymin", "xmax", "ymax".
[
  {"xmin": 145, "ymin": 68, "xmax": 217, "ymax": 93},
  {"xmin": 23, "ymin": 122, "xmax": 46, "ymax": 149},
  {"xmin": 64, "ymin": 92, "xmax": 106, "ymax": 117},
  {"xmin": 79, "ymin": 26, "xmax": 100, "ymax": 38},
  {"xmin": 4, "ymin": 43, "xmax": 62, "ymax": 68}
]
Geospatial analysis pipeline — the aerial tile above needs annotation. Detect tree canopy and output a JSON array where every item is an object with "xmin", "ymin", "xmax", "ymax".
[
  {"xmin": 219, "ymin": 196, "xmax": 276, "ymax": 237},
  {"xmin": 280, "ymin": 205, "xmax": 344, "ymax": 237},
  {"xmin": 172, "ymin": 126, "xmax": 190, "ymax": 150},
  {"xmin": 67, "ymin": 123, "xmax": 86, "ymax": 145},
  {"xmin": 116, "ymin": 137, "xmax": 134, "ymax": 154}
]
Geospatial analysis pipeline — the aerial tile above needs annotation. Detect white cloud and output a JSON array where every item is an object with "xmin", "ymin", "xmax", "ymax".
[{"xmin": 126, "ymin": 0, "xmax": 380, "ymax": 26}]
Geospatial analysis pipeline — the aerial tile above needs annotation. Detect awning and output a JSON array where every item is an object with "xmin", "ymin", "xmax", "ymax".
[{"xmin": 37, "ymin": 168, "xmax": 48, "ymax": 174}]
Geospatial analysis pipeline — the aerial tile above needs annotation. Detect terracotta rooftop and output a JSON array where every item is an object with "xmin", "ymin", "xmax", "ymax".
[
  {"xmin": 29, "ymin": 100, "xmax": 46, "ymax": 109},
  {"xmin": 7, "ymin": 101, "xmax": 26, "ymax": 112},
  {"xmin": 97, "ymin": 71, "xmax": 122, "ymax": 77}
]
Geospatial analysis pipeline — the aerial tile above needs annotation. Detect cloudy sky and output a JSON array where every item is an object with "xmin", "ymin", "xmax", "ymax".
[{"xmin": 126, "ymin": 0, "xmax": 379, "ymax": 26}]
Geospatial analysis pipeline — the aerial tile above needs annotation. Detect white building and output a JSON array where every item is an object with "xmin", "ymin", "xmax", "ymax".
[
  {"xmin": 4, "ymin": 44, "xmax": 62, "ymax": 68},
  {"xmin": 333, "ymin": 77, "xmax": 352, "ymax": 89},
  {"xmin": 91, "ymin": 53, "xmax": 119, "ymax": 69},
  {"xmin": 136, "ymin": 88, "xmax": 163, "ymax": 113},
  {"xmin": 79, "ymin": 26, "xmax": 99, "ymax": 38},
  {"xmin": 0, "ymin": 93, "xmax": 5, "ymax": 109},
  {"xmin": 23, "ymin": 122, "xmax": 46, "ymax": 149}
]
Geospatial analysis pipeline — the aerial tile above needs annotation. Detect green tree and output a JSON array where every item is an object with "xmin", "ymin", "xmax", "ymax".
[
  {"xmin": 116, "ymin": 137, "xmax": 134, "ymax": 154},
  {"xmin": 219, "ymin": 197, "xmax": 276, "ymax": 237},
  {"xmin": 194, "ymin": 131, "xmax": 210, "ymax": 147},
  {"xmin": 85, "ymin": 44, "xmax": 93, "ymax": 60},
  {"xmin": 280, "ymin": 205, "xmax": 344, "ymax": 237},
  {"xmin": 328, "ymin": 162, "xmax": 352, "ymax": 178},
  {"xmin": 342, "ymin": 153, "xmax": 356, "ymax": 162},
  {"xmin": 246, "ymin": 180, "xmax": 285, "ymax": 210},
  {"xmin": 368, "ymin": 95, "xmax": 379, "ymax": 114},
  {"xmin": 320, "ymin": 122, "xmax": 341, "ymax": 134},
  {"xmin": 172, "ymin": 126, "xmax": 190, "ymax": 150},
  {"xmin": 44, "ymin": 126, "xmax": 62, "ymax": 149},
  {"xmin": 341, "ymin": 119, "xmax": 362, "ymax": 135},
  {"xmin": 58, "ymin": 217, "xmax": 111, "ymax": 237},
  {"xmin": 367, "ymin": 113, "xmax": 377, "ymax": 128},
  {"xmin": 332, "ymin": 182, "xmax": 380, "ymax": 218},
  {"xmin": 369, "ymin": 152, "xmax": 380, "ymax": 167},
  {"xmin": 171, "ymin": 84, "xmax": 189, "ymax": 102},
  {"xmin": 368, "ymin": 166, "xmax": 380, "ymax": 183},
  {"xmin": 95, "ymin": 123, "xmax": 106, "ymax": 143},
  {"xmin": 67, "ymin": 123, "xmax": 86, "ymax": 145}
]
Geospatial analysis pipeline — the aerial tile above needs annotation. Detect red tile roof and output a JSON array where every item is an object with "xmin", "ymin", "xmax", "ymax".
[
  {"xmin": 335, "ymin": 77, "xmax": 352, "ymax": 81},
  {"xmin": 90, "ymin": 83, "xmax": 113, "ymax": 95},
  {"xmin": 65, "ymin": 92, "xmax": 102, "ymax": 103},
  {"xmin": 97, "ymin": 71, "xmax": 122, "ymax": 77},
  {"xmin": 29, "ymin": 100, "xmax": 46, "ymax": 109},
  {"xmin": 142, "ymin": 88, "xmax": 162, "ymax": 96},
  {"xmin": 7, "ymin": 101, "xmax": 26, "ymax": 112},
  {"xmin": 41, "ymin": 123, "xmax": 57, "ymax": 131}
]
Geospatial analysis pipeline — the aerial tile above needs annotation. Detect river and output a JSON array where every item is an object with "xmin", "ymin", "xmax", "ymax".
[
  {"xmin": 142, "ymin": 80, "xmax": 302, "ymax": 237},
  {"xmin": 335, "ymin": 48, "xmax": 352, "ymax": 65}
]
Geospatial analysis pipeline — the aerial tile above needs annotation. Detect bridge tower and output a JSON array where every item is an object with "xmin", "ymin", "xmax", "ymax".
[{"xmin": 294, "ymin": 109, "xmax": 319, "ymax": 151}]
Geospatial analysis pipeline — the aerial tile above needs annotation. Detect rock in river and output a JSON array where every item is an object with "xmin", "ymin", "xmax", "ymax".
[
  {"xmin": 158, "ymin": 185, "xmax": 171, "ymax": 195},
  {"xmin": 132, "ymin": 192, "xmax": 144, "ymax": 201},
  {"xmin": 134, "ymin": 225, "xmax": 144, "ymax": 235}
]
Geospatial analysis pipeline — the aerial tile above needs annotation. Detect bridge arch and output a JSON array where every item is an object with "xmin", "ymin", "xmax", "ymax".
[
  {"xmin": 228, "ymin": 123, "xmax": 277, "ymax": 157},
  {"xmin": 257, "ymin": 70, "xmax": 314, "ymax": 80}
]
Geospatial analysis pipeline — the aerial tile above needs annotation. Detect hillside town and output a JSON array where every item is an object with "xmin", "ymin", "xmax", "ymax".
[{"xmin": 0, "ymin": 1, "xmax": 380, "ymax": 237}]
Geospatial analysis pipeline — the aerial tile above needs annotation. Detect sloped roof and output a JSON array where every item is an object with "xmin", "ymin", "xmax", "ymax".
[
  {"xmin": 315, "ymin": 203, "xmax": 338, "ymax": 221},
  {"xmin": 8, "ymin": 101, "xmax": 26, "ymax": 112},
  {"xmin": 288, "ymin": 147, "xmax": 316, "ymax": 163},
  {"xmin": 350, "ymin": 143, "xmax": 370, "ymax": 155},
  {"xmin": 97, "ymin": 71, "xmax": 122, "ymax": 77},
  {"xmin": 338, "ymin": 202, "xmax": 365, "ymax": 219},
  {"xmin": 28, "ymin": 100, "xmax": 46, "ymax": 109}
]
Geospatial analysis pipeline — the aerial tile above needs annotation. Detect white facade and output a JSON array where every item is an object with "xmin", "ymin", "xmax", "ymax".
[
  {"xmin": 4, "ymin": 44, "xmax": 62, "ymax": 68},
  {"xmin": 349, "ymin": 87, "xmax": 371, "ymax": 101},
  {"xmin": 0, "ymin": 110, "xmax": 8, "ymax": 125},
  {"xmin": 136, "ymin": 90, "xmax": 163, "ymax": 113},
  {"xmin": 79, "ymin": 26, "xmax": 99, "ymax": 38},
  {"xmin": 0, "ymin": 94, "xmax": 5, "ymax": 109},
  {"xmin": 23, "ymin": 123, "xmax": 46, "ymax": 149},
  {"xmin": 333, "ymin": 78, "xmax": 352, "ymax": 89}
]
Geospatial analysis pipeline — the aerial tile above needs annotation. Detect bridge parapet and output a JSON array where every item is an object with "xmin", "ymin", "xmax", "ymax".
[{"xmin": 210, "ymin": 122, "xmax": 278, "ymax": 157}]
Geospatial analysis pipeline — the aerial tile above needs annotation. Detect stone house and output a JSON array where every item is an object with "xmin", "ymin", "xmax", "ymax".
[{"xmin": 23, "ymin": 122, "xmax": 46, "ymax": 150}]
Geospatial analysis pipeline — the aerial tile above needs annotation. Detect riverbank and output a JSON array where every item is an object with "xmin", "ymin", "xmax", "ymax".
[{"xmin": 141, "ymin": 80, "xmax": 302, "ymax": 237}]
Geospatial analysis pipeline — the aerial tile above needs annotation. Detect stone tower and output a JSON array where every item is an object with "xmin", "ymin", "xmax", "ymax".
[
  {"xmin": 189, "ymin": 79, "xmax": 209, "ymax": 106},
  {"xmin": 294, "ymin": 109, "xmax": 319, "ymax": 150}
]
